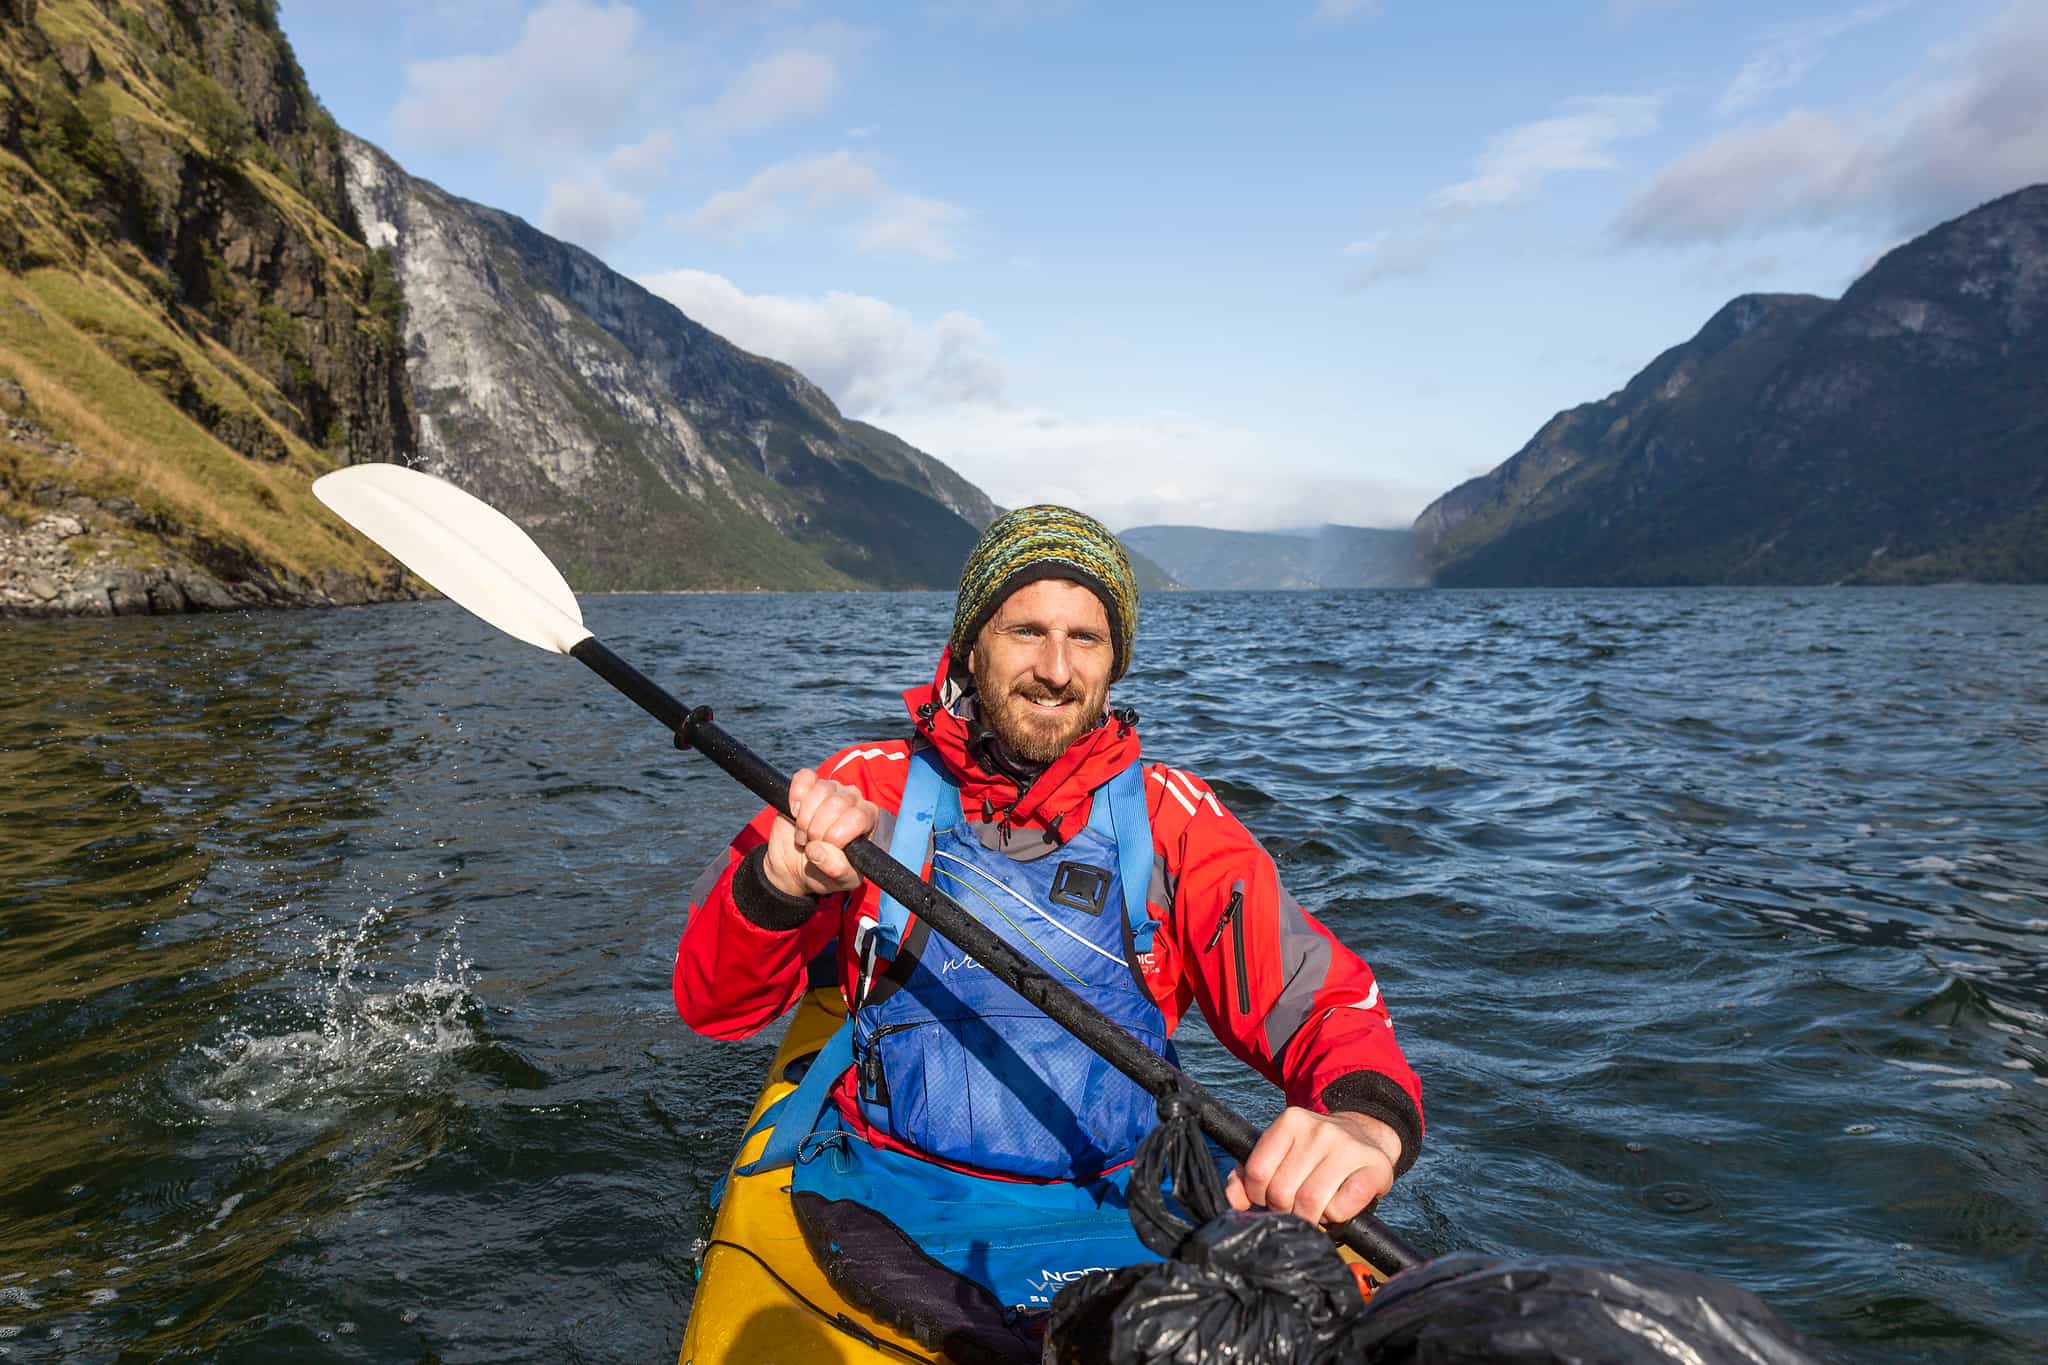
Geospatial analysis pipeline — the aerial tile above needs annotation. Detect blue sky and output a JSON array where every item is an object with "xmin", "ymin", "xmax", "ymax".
[{"xmin": 278, "ymin": 0, "xmax": 2048, "ymax": 532}]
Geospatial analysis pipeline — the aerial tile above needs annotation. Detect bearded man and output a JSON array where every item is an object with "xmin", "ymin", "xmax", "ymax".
[{"xmin": 674, "ymin": 506, "xmax": 1421, "ymax": 1358}]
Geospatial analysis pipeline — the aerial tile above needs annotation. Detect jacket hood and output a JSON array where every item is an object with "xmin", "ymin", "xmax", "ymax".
[{"xmin": 902, "ymin": 648, "xmax": 1140, "ymax": 832}]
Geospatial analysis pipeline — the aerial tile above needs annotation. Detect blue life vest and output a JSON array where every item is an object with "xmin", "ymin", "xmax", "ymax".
[{"xmin": 850, "ymin": 749, "xmax": 1168, "ymax": 1180}]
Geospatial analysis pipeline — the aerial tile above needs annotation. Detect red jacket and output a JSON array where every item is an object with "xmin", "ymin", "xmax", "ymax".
[{"xmin": 674, "ymin": 651, "xmax": 1424, "ymax": 1170}]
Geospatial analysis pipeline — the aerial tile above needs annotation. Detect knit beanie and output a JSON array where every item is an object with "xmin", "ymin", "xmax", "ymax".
[{"xmin": 949, "ymin": 505, "xmax": 1139, "ymax": 682}]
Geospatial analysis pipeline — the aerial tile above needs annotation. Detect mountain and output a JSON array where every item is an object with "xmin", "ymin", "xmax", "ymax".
[
  {"xmin": 1415, "ymin": 185, "xmax": 2048, "ymax": 586},
  {"xmin": 1120, "ymin": 524, "xmax": 1422, "ymax": 590},
  {"xmin": 0, "ymin": 0, "xmax": 418, "ymax": 617},
  {"xmin": 341, "ymin": 137, "xmax": 997, "ymax": 592}
]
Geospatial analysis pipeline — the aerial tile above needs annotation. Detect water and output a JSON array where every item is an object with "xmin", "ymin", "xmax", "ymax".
[{"xmin": 1, "ymin": 588, "xmax": 2044, "ymax": 1362}]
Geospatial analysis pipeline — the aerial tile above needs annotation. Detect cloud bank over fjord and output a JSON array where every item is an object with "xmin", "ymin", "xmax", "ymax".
[
  {"xmin": 636, "ymin": 270, "xmax": 1430, "ymax": 532},
  {"xmin": 680, "ymin": 151, "xmax": 967, "ymax": 261},
  {"xmin": 1346, "ymin": 93, "xmax": 1664, "ymax": 288},
  {"xmin": 637, "ymin": 269, "xmax": 1005, "ymax": 412},
  {"xmin": 1622, "ymin": 2, "xmax": 2048, "ymax": 245}
]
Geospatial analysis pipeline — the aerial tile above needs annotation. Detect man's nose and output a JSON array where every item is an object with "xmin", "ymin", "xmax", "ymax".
[{"xmin": 1033, "ymin": 634, "xmax": 1073, "ymax": 686}]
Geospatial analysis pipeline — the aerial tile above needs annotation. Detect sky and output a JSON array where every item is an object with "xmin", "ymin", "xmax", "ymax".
[{"xmin": 276, "ymin": 0, "xmax": 2048, "ymax": 533}]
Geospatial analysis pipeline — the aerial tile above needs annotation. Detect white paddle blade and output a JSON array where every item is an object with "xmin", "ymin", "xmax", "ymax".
[{"xmin": 313, "ymin": 463, "xmax": 592, "ymax": 654}]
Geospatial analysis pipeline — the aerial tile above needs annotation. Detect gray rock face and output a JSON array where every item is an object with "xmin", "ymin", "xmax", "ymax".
[
  {"xmin": 341, "ymin": 135, "xmax": 998, "ymax": 591},
  {"xmin": 1415, "ymin": 184, "xmax": 2048, "ymax": 585}
]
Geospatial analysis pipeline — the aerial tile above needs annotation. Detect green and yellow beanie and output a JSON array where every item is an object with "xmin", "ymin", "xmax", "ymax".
[{"xmin": 949, "ymin": 505, "xmax": 1139, "ymax": 682}]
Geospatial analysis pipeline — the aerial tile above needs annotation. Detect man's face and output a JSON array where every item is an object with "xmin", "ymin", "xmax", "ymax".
[{"xmin": 967, "ymin": 578, "xmax": 1114, "ymax": 764}]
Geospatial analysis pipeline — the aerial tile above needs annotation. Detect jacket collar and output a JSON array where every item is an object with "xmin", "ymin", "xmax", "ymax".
[{"xmin": 903, "ymin": 648, "xmax": 1140, "ymax": 832}]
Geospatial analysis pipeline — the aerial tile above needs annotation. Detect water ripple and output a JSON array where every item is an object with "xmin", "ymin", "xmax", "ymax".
[{"xmin": 0, "ymin": 588, "xmax": 2043, "ymax": 1361}]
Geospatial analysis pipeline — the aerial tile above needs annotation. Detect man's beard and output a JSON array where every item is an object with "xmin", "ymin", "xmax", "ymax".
[{"xmin": 969, "ymin": 659, "xmax": 1107, "ymax": 765}]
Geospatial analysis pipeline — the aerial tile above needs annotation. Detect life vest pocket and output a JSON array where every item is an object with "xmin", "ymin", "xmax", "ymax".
[{"xmin": 857, "ymin": 1011, "xmax": 1166, "ymax": 1180}]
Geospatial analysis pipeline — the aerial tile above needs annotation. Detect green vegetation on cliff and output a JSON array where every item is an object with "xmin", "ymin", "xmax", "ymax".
[{"xmin": 0, "ymin": 0, "xmax": 415, "ymax": 613}]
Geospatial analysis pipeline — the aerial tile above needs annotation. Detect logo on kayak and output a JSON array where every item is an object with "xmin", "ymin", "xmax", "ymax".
[{"xmin": 938, "ymin": 955, "xmax": 984, "ymax": 974}]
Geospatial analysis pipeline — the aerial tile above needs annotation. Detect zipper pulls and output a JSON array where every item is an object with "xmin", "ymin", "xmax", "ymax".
[{"xmin": 1204, "ymin": 888, "xmax": 1243, "ymax": 952}]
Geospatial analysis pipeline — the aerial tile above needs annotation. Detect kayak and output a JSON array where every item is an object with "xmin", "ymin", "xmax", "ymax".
[
  {"xmin": 680, "ymin": 986, "xmax": 935, "ymax": 1364},
  {"xmin": 678, "ymin": 986, "xmax": 1381, "ymax": 1363}
]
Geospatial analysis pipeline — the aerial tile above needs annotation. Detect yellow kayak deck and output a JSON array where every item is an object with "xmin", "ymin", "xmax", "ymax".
[
  {"xmin": 680, "ymin": 988, "xmax": 934, "ymax": 1364},
  {"xmin": 678, "ymin": 988, "xmax": 1374, "ymax": 1362}
]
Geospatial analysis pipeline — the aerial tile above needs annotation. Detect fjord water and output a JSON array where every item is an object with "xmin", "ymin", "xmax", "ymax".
[{"xmin": 1, "ymin": 589, "xmax": 2043, "ymax": 1363}]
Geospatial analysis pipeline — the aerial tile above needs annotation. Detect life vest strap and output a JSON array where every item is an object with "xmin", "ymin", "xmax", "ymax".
[{"xmin": 719, "ymin": 1018, "xmax": 855, "ymax": 1198}]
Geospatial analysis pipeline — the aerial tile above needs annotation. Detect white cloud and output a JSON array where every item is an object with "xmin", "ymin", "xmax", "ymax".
[
  {"xmin": 923, "ymin": 1, "xmax": 1081, "ymax": 23},
  {"xmin": 854, "ymin": 194, "xmax": 967, "ymax": 261},
  {"xmin": 1621, "ymin": 2, "xmax": 2048, "ymax": 245},
  {"xmin": 686, "ymin": 150, "xmax": 879, "ymax": 233},
  {"xmin": 391, "ymin": 0, "xmax": 670, "ymax": 161},
  {"xmin": 1347, "ymin": 94, "xmax": 1662, "ymax": 287},
  {"xmin": 682, "ymin": 151, "xmax": 968, "ymax": 261},
  {"xmin": 880, "ymin": 405, "xmax": 1435, "ymax": 532},
  {"xmin": 697, "ymin": 48, "xmax": 841, "ymax": 136},
  {"xmin": 541, "ymin": 177, "xmax": 645, "ymax": 255},
  {"xmin": 636, "ymin": 269, "xmax": 1006, "ymax": 411},
  {"xmin": 603, "ymin": 130, "xmax": 677, "ymax": 185},
  {"xmin": 1309, "ymin": 0, "xmax": 1384, "ymax": 23},
  {"xmin": 1719, "ymin": 4, "xmax": 1902, "ymax": 115},
  {"xmin": 1429, "ymin": 96, "xmax": 1664, "ymax": 213},
  {"xmin": 1342, "ymin": 224, "xmax": 1445, "ymax": 289},
  {"xmin": 632, "ymin": 272, "xmax": 1433, "ymax": 530}
]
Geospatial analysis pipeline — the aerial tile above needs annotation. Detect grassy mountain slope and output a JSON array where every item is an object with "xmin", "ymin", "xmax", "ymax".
[{"xmin": 1, "ymin": 0, "xmax": 418, "ymax": 615}]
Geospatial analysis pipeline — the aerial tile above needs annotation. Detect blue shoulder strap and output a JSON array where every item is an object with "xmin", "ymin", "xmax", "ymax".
[
  {"xmin": 718, "ymin": 1017, "xmax": 855, "ymax": 1201},
  {"xmin": 870, "ymin": 748, "xmax": 947, "ymax": 959},
  {"xmin": 1102, "ymin": 762, "xmax": 1156, "ymax": 954}
]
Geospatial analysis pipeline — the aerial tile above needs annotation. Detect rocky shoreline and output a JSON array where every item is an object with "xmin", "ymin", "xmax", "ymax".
[{"xmin": 2, "ymin": 390, "xmax": 412, "ymax": 622}]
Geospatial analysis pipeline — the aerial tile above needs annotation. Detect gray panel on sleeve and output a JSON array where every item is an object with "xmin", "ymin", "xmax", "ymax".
[
  {"xmin": 1264, "ymin": 882, "xmax": 1335, "ymax": 1059},
  {"xmin": 689, "ymin": 852, "xmax": 732, "ymax": 907}
]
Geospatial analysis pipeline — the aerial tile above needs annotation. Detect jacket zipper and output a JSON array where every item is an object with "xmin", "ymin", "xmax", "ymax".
[
  {"xmin": 1204, "ymin": 886, "xmax": 1250, "ymax": 1015},
  {"xmin": 860, "ymin": 1022, "xmax": 919, "ymax": 1103}
]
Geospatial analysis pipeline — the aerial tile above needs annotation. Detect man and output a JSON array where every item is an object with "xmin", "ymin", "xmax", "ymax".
[{"xmin": 675, "ymin": 506, "xmax": 1420, "ymax": 1354}]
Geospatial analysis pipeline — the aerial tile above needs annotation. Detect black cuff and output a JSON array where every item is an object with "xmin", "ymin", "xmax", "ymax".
[
  {"xmin": 1319, "ymin": 1070, "xmax": 1423, "ymax": 1178},
  {"xmin": 731, "ymin": 845, "xmax": 819, "ymax": 931}
]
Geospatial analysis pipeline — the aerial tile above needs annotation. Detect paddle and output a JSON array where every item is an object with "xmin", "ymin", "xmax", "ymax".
[{"xmin": 312, "ymin": 461, "xmax": 1427, "ymax": 1277}]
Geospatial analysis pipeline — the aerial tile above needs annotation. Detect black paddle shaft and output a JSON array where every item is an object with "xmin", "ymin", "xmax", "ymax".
[{"xmin": 570, "ymin": 637, "xmax": 1426, "ymax": 1276}]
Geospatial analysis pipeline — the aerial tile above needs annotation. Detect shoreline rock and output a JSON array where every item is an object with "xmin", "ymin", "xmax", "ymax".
[{"xmin": 0, "ymin": 490, "xmax": 414, "ymax": 621}]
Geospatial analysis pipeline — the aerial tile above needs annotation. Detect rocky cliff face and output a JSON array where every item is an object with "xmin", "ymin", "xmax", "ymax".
[
  {"xmin": 0, "ymin": 0, "xmax": 417, "ymax": 618},
  {"xmin": 1415, "ymin": 185, "xmax": 2048, "ymax": 586},
  {"xmin": 343, "ymin": 136, "xmax": 996, "ymax": 592}
]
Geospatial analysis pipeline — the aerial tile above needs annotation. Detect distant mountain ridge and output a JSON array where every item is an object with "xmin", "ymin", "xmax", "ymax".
[
  {"xmin": 1121, "ymin": 524, "xmax": 1422, "ymax": 590},
  {"xmin": 343, "ymin": 136, "xmax": 998, "ymax": 592},
  {"xmin": 1415, "ymin": 185, "xmax": 2048, "ymax": 586}
]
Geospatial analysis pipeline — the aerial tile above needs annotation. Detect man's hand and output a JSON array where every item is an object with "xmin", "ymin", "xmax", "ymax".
[
  {"xmin": 762, "ymin": 768, "xmax": 880, "ymax": 899},
  {"xmin": 1224, "ymin": 1107, "xmax": 1401, "ymax": 1228}
]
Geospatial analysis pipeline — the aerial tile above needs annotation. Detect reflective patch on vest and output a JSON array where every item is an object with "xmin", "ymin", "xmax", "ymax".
[{"xmin": 1048, "ymin": 861, "xmax": 1113, "ymax": 915}]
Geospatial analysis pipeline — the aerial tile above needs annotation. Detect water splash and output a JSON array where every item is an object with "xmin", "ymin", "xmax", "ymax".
[{"xmin": 190, "ymin": 905, "xmax": 479, "ymax": 1119}]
